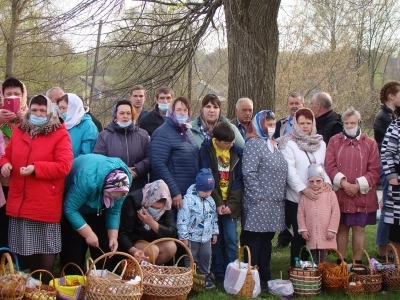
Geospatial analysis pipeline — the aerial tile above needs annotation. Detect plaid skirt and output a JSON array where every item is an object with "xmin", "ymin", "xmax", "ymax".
[{"xmin": 8, "ymin": 217, "xmax": 61, "ymax": 255}]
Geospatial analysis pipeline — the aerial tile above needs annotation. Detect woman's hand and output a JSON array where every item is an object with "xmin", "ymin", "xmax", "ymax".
[
  {"xmin": 172, "ymin": 194, "xmax": 183, "ymax": 210},
  {"xmin": 0, "ymin": 109, "xmax": 16, "ymax": 124},
  {"xmin": 326, "ymin": 231, "xmax": 335, "ymax": 240},
  {"xmin": 20, "ymin": 165, "xmax": 34, "ymax": 176},
  {"xmin": 16, "ymin": 109, "xmax": 26, "ymax": 122},
  {"xmin": 321, "ymin": 182, "xmax": 332, "ymax": 192},
  {"xmin": 137, "ymin": 207, "xmax": 155, "ymax": 225},
  {"xmin": 389, "ymin": 178, "xmax": 399, "ymax": 185},
  {"xmin": 344, "ymin": 183, "xmax": 359, "ymax": 197},
  {"xmin": 109, "ymin": 236, "xmax": 118, "ymax": 252},
  {"xmin": 302, "ymin": 187, "xmax": 319, "ymax": 200},
  {"xmin": 1, "ymin": 163, "xmax": 12, "ymax": 177},
  {"xmin": 85, "ymin": 231, "xmax": 99, "ymax": 248},
  {"xmin": 301, "ymin": 232, "xmax": 310, "ymax": 241}
]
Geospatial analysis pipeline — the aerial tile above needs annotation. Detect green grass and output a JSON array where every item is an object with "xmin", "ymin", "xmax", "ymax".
[{"xmin": 188, "ymin": 224, "xmax": 400, "ymax": 299}]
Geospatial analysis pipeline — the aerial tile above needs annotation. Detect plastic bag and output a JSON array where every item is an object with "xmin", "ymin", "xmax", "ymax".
[
  {"xmin": 268, "ymin": 279, "xmax": 294, "ymax": 297},
  {"xmin": 223, "ymin": 259, "xmax": 261, "ymax": 298}
]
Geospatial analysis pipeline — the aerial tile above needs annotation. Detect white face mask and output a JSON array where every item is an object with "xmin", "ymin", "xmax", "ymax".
[
  {"xmin": 344, "ymin": 126, "xmax": 358, "ymax": 137},
  {"xmin": 267, "ymin": 127, "xmax": 275, "ymax": 138}
]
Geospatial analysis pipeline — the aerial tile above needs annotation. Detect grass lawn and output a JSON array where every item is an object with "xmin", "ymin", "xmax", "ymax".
[{"xmin": 188, "ymin": 224, "xmax": 400, "ymax": 299}]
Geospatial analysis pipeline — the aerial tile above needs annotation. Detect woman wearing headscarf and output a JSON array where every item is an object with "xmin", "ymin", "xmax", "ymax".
[
  {"xmin": 277, "ymin": 108, "xmax": 332, "ymax": 267},
  {"xmin": 0, "ymin": 95, "xmax": 73, "ymax": 277},
  {"xmin": 57, "ymin": 93, "xmax": 98, "ymax": 157},
  {"xmin": 94, "ymin": 100, "xmax": 150, "ymax": 191},
  {"xmin": 119, "ymin": 180, "xmax": 177, "ymax": 263},
  {"xmin": 190, "ymin": 94, "xmax": 244, "ymax": 148},
  {"xmin": 242, "ymin": 110, "xmax": 287, "ymax": 287},
  {"xmin": 60, "ymin": 153, "xmax": 132, "ymax": 272},
  {"xmin": 151, "ymin": 97, "xmax": 199, "ymax": 212}
]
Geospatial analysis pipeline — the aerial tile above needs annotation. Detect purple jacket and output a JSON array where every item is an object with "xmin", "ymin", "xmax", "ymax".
[{"xmin": 94, "ymin": 122, "xmax": 150, "ymax": 191}]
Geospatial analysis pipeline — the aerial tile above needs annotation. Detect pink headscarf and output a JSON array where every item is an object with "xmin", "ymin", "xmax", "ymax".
[{"xmin": 103, "ymin": 170, "xmax": 130, "ymax": 208}]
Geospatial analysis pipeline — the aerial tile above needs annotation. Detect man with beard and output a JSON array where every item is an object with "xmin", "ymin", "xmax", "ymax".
[
  {"xmin": 274, "ymin": 92, "xmax": 304, "ymax": 248},
  {"xmin": 231, "ymin": 98, "xmax": 253, "ymax": 139}
]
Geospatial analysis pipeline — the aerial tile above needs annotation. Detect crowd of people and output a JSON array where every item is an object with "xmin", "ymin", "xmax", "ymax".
[{"xmin": 0, "ymin": 77, "xmax": 398, "ymax": 292}]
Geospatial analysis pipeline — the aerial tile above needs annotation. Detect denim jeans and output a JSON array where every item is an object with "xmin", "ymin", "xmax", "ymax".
[
  {"xmin": 376, "ymin": 160, "xmax": 390, "ymax": 246},
  {"xmin": 211, "ymin": 214, "xmax": 238, "ymax": 278}
]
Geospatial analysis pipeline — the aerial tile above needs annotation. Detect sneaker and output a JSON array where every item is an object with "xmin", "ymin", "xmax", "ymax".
[{"xmin": 204, "ymin": 278, "xmax": 216, "ymax": 289}]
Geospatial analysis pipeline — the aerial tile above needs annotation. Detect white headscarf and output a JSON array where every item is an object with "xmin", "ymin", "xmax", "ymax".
[{"xmin": 64, "ymin": 93, "xmax": 85, "ymax": 130}]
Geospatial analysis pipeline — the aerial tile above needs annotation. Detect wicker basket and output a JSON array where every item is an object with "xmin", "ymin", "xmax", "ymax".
[
  {"xmin": 86, "ymin": 251, "xmax": 143, "ymax": 300},
  {"xmin": 352, "ymin": 248, "xmax": 382, "ymax": 293},
  {"xmin": 0, "ymin": 253, "xmax": 26, "ymax": 300},
  {"xmin": 190, "ymin": 263, "xmax": 204, "ymax": 293},
  {"xmin": 289, "ymin": 246, "xmax": 322, "ymax": 296},
  {"xmin": 24, "ymin": 270, "xmax": 57, "ymax": 300},
  {"xmin": 139, "ymin": 238, "xmax": 193, "ymax": 300},
  {"xmin": 49, "ymin": 263, "xmax": 86, "ymax": 300},
  {"xmin": 0, "ymin": 248, "xmax": 19, "ymax": 272},
  {"xmin": 318, "ymin": 248, "xmax": 347, "ymax": 293},
  {"xmin": 344, "ymin": 273, "xmax": 364, "ymax": 296},
  {"xmin": 234, "ymin": 246, "xmax": 255, "ymax": 299},
  {"xmin": 380, "ymin": 243, "xmax": 400, "ymax": 290}
]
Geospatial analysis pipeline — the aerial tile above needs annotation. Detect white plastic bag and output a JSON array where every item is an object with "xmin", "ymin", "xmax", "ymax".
[
  {"xmin": 268, "ymin": 279, "xmax": 294, "ymax": 297},
  {"xmin": 223, "ymin": 259, "xmax": 261, "ymax": 298}
]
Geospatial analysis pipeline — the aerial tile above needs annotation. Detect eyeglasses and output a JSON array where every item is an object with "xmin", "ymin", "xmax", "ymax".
[{"xmin": 308, "ymin": 179, "xmax": 323, "ymax": 184}]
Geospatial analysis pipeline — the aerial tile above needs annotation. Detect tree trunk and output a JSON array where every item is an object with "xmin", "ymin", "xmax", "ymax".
[
  {"xmin": 5, "ymin": 0, "xmax": 19, "ymax": 79},
  {"xmin": 223, "ymin": 0, "xmax": 280, "ymax": 118}
]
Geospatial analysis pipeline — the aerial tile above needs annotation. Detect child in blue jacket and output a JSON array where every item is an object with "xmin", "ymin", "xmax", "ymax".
[{"xmin": 177, "ymin": 168, "xmax": 218, "ymax": 289}]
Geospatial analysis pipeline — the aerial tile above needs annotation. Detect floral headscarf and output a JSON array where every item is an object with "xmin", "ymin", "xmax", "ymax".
[
  {"xmin": 141, "ymin": 179, "xmax": 172, "ymax": 230},
  {"xmin": 277, "ymin": 108, "xmax": 322, "ymax": 152},
  {"xmin": 103, "ymin": 170, "xmax": 130, "ymax": 208}
]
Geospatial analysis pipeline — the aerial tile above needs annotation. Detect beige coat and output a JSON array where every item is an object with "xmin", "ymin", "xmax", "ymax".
[{"xmin": 297, "ymin": 190, "xmax": 340, "ymax": 250}]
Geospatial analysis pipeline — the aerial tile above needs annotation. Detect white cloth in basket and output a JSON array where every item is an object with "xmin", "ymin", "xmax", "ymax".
[
  {"xmin": 223, "ymin": 259, "xmax": 261, "ymax": 298},
  {"xmin": 268, "ymin": 279, "xmax": 294, "ymax": 296}
]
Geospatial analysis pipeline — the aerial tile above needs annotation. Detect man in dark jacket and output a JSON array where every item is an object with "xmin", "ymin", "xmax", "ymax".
[
  {"xmin": 310, "ymin": 92, "xmax": 342, "ymax": 145},
  {"xmin": 230, "ymin": 98, "xmax": 253, "ymax": 139},
  {"xmin": 138, "ymin": 86, "xmax": 173, "ymax": 136},
  {"xmin": 200, "ymin": 122, "xmax": 243, "ymax": 282}
]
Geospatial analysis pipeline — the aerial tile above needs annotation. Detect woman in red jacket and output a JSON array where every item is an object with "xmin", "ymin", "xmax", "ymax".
[{"xmin": 0, "ymin": 95, "xmax": 73, "ymax": 278}]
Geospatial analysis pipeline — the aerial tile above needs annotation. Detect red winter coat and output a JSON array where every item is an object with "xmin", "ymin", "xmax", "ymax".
[{"xmin": 0, "ymin": 124, "xmax": 73, "ymax": 223}]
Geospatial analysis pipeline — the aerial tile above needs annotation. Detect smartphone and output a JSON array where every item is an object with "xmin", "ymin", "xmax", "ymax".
[{"xmin": 1, "ymin": 97, "xmax": 21, "ymax": 113}]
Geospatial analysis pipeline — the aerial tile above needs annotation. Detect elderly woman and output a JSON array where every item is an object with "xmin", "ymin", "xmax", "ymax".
[
  {"xmin": 278, "ymin": 108, "xmax": 331, "ymax": 267},
  {"xmin": 119, "ymin": 180, "xmax": 177, "ymax": 263},
  {"xmin": 191, "ymin": 94, "xmax": 244, "ymax": 148},
  {"xmin": 326, "ymin": 107, "xmax": 380, "ymax": 263},
  {"xmin": 0, "ymin": 95, "xmax": 73, "ymax": 277},
  {"xmin": 57, "ymin": 93, "xmax": 98, "ymax": 157},
  {"xmin": 242, "ymin": 110, "xmax": 287, "ymax": 286},
  {"xmin": 151, "ymin": 97, "xmax": 199, "ymax": 212},
  {"xmin": 60, "ymin": 154, "xmax": 132, "ymax": 272},
  {"xmin": 94, "ymin": 100, "xmax": 150, "ymax": 191}
]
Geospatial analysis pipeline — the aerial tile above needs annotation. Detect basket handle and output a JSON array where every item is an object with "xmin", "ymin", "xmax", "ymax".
[
  {"xmin": 298, "ymin": 245, "xmax": 315, "ymax": 270},
  {"xmin": 321, "ymin": 248, "xmax": 345, "ymax": 266},
  {"xmin": 111, "ymin": 259, "xmax": 127, "ymax": 277},
  {"xmin": 28, "ymin": 269, "xmax": 56, "ymax": 288},
  {"xmin": 86, "ymin": 257, "xmax": 95, "ymax": 273},
  {"xmin": 141, "ymin": 237, "xmax": 194, "ymax": 269},
  {"xmin": 386, "ymin": 243, "xmax": 400, "ymax": 276},
  {"xmin": 237, "ymin": 246, "xmax": 252, "ymax": 274},
  {"xmin": 60, "ymin": 262, "xmax": 86, "ymax": 284},
  {"xmin": 86, "ymin": 252, "xmax": 143, "ymax": 289},
  {"xmin": 0, "ymin": 252, "xmax": 15, "ymax": 275},
  {"xmin": 0, "ymin": 247, "xmax": 19, "ymax": 271},
  {"xmin": 353, "ymin": 248, "xmax": 373, "ymax": 274}
]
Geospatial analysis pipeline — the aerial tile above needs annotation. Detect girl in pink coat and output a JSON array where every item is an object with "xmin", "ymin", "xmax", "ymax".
[{"xmin": 298, "ymin": 164, "xmax": 340, "ymax": 264}]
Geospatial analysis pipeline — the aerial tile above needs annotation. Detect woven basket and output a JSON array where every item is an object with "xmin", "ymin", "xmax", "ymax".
[
  {"xmin": 344, "ymin": 273, "xmax": 364, "ymax": 296},
  {"xmin": 49, "ymin": 263, "xmax": 86, "ymax": 300},
  {"xmin": 190, "ymin": 263, "xmax": 204, "ymax": 293},
  {"xmin": 0, "ymin": 253, "xmax": 26, "ymax": 300},
  {"xmin": 380, "ymin": 243, "xmax": 400, "ymax": 290},
  {"xmin": 318, "ymin": 248, "xmax": 347, "ymax": 293},
  {"xmin": 0, "ymin": 248, "xmax": 19, "ymax": 271},
  {"xmin": 86, "ymin": 251, "xmax": 143, "ymax": 300},
  {"xmin": 25, "ymin": 270, "xmax": 57, "ymax": 300},
  {"xmin": 139, "ymin": 238, "xmax": 193, "ymax": 300},
  {"xmin": 352, "ymin": 248, "xmax": 382, "ymax": 293},
  {"xmin": 233, "ymin": 246, "xmax": 255, "ymax": 299},
  {"xmin": 289, "ymin": 246, "xmax": 322, "ymax": 296}
]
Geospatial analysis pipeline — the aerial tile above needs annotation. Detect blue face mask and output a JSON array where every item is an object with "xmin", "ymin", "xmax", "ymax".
[
  {"xmin": 30, "ymin": 115, "xmax": 47, "ymax": 126},
  {"xmin": 117, "ymin": 120, "xmax": 132, "ymax": 128},
  {"xmin": 60, "ymin": 112, "xmax": 68, "ymax": 120},
  {"xmin": 158, "ymin": 103, "xmax": 169, "ymax": 112},
  {"xmin": 176, "ymin": 115, "xmax": 188, "ymax": 124},
  {"xmin": 147, "ymin": 206, "xmax": 161, "ymax": 216}
]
